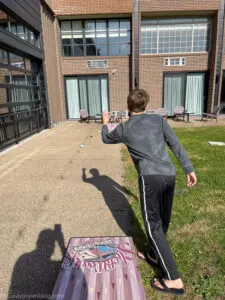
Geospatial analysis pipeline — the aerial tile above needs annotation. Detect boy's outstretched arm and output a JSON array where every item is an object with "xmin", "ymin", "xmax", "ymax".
[
  {"xmin": 101, "ymin": 111, "xmax": 124, "ymax": 144},
  {"xmin": 162, "ymin": 118, "xmax": 197, "ymax": 187}
]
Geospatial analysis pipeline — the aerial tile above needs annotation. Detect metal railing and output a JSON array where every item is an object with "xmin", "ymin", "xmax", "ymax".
[{"xmin": 0, "ymin": 107, "xmax": 47, "ymax": 151}]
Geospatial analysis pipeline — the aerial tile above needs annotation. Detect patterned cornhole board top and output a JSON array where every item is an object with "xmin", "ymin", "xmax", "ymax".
[{"xmin": 51, "ymin": 236, "xmax": 146, "ymax": 300}]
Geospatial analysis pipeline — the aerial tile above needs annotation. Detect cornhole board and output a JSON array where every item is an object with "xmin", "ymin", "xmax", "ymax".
[
  {"xmin": 51, "ymin": 236, "xmax": 146, "ymax": 300},
  {"xmin": 107, "ymin": 124, "xmax": 119, "ymax": 133}
]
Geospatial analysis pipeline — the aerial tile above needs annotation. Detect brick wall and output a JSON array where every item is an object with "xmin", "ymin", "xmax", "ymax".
[
  {"xmin": 139, "ymin": 10, "xmax": 219, "ymax": 114},
  {"xmin": 0, "ymin": 9, "xmax": 7, "ymax": 20},
  {"xmin": 54, "ymin": 18, "xmax": 67, "ymax": 121},
  {"xmin": 52, "ymin": 0, "xmax": 133, "ymax": 15},
  {"xmin": 140, "ymin": 0, "xmax": 220, "ymax": 12},
  {"xmin": 140, "ymin": 53, "xmax": 209, "ymax": 109},
  {"xmin": 61, "ymin": 56, "xmax": 131, "ymax": 111},
  {"xmin": 46, "ymin": 0, "xmax": 221, "ymax": 118},
  {"xmin": 41, "ymin": 5, "xmax": 66, "ymax": 123}
]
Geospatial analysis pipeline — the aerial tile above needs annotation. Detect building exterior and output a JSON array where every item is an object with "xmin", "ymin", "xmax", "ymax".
[
  {"xmin": 1, "ymin": 0, "xmax": 225, "ymax": 150},
  {"xmin": 0, "ymin": 0, "xmax": 49, "ymax": 150}
]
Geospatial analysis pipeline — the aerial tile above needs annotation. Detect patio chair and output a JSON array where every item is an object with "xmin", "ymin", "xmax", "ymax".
[
  {"xmin": 201, "ymin": 107, "xmax": 220, "ymax": 122},
  {"xmin": 173, "ymin": 106, "xmax": 185, "ymax": 121},
  {"xmin": 80, "ymin": 110, "xmax": 89, "ymax": 122},
  {"xmin": 118, "ymin": 110, "xmax": 129, "ymax": 121},
  {"xmin": 80, "ymin": 110, "xmax": 98, "ymax": 123},
  {"xmin": 109, "ymin": 111, "xmax": 122, "ymax": 123},
  {"xmin": 155, "ymin": 108, "xmax": 168, "ymax": 120},
  {"xmin": 94, "ymin": 114, "xmax": 103, "ymax": 123}
]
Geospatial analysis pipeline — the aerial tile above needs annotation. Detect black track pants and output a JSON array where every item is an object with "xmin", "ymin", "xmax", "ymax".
[{"xmin": 139, "ymin": 175, "xmax": 180, "ymax": 280}]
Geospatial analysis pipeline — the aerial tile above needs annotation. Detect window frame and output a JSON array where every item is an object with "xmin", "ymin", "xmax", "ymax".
[
  {"xmin": 0, "ymin": 6, "xmax": 41, "ymax": 48},
  {"xmin": 0, "ymin": 48, "xmax": 43, "ymax": 113},
  {"xmin": 141, "ymin": 18, "xmax": 212, "ymax": 55},
  {"xmin": 60, "ymin": 18, "xmax": 131, "ymax": 57}
]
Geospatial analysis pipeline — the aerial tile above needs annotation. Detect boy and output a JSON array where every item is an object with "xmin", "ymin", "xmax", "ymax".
[{"xmin": 101, "ymin": 89, "xmax": 197, "ymax": 296}]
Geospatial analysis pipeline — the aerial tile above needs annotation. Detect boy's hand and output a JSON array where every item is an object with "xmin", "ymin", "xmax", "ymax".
[
  {"xmin": 186, "ymin": 172, "xmax": 197, "ymax": 187},
  {"xmin": 102, "ymin": 111, "xmax": 110, "ymax": 125}
]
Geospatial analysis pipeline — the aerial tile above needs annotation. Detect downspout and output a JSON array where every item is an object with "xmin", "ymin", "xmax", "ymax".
[
  {"xmin": 214, "ymin": 0, "xmax": 225, "ymax": 107},
  {"xmin": 134, "ymin": 0, "xmax": 139, "ymax": 88}
]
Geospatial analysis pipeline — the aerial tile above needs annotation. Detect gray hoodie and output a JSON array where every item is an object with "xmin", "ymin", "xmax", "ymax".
[{"xmin": 102, "ymin": 114, "xmax": 193, "ymax": 176}]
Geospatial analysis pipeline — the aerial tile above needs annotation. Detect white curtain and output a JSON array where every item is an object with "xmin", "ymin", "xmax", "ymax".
[
  {"xmin": 101, "ymin": 77, "xmax": 109, "ymax": 112},
  {"xmin": 87, "ymin": 78, "xmax": 101, "ymax": 116},
  {"xmin": 79, "ymin": 79, "xmax": 88, "ymax": 111},
  {"xmin": 164, "ymin": 74, "xmax": 185, "ymax": 116},
  {"xmin": 66, "ymin": 78, "xmax": 80, "ymax": 118},
  {"xmin": 185, "ymin": 73, "xmax": 205, "ymax": 115}
]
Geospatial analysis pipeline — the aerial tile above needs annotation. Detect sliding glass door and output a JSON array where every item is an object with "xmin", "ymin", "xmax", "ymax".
[
  {"xmin": 164, "ymin": 72, "xmax": 206, "ymax": 116},
  {"xmin": 65, "ymin": 75, "xmax": 109, "ymax": 119}
]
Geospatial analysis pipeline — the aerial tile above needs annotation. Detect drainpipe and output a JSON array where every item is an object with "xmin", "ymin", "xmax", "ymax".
[
  {"xmin": 214, "ymin": 0, "xmax": 225, "ymax": 108},
  {"xmin": 134, "ymin": 0, "xmax": 139, "ymax": 88}
]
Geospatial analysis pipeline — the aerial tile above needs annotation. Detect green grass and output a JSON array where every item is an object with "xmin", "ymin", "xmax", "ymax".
[{"xmin": 122, "ymin": 126, "xmax": 225, "ymax": 299}]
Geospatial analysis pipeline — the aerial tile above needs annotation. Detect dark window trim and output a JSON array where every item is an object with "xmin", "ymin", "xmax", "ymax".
[
  {"xmin": 60, "ymin": 18, "xmax": 131, "ymax": 57},
  {"xmin": 0, "ymin": 4, "xmax": 41, "ymax": 49},
  {"xmin": 0, "ymin": 48, "xmax": 45, "ymax": 114},
  {"xmin": 0, "ymin": 100, "xmax": 41, "ymax": 108}
]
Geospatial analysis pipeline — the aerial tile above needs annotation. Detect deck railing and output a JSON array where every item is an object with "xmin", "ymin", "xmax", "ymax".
[{"xmin": 0, "ymin": 107, "xmax": 47, "ymax": 151}]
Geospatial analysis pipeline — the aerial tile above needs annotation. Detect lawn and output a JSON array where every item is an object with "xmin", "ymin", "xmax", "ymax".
[{"xmin": 122, "ymin": 126, "xmax": 225, "ymax": 300}]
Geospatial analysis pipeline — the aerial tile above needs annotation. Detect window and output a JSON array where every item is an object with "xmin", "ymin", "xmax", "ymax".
[
  {"xmin": 9, "ymin": 53, "xmax": 25, "ymax": 69},
  {"xmin": 141, "ymin": 18, "xmax": 211, "ymax": 54},
  {"xmin": 61, "ymin": 19, "xmax": 131, "ymax": 57},
  {"xmin": 0, "ymin": 48, "xmax": 44, "ymax": 112},
  {"xmin": 0, "ymin": 8, "xmax": 40, "ymax": 48},
  {"xmin": 0, "ymin": 49, "xmax": 8, "ymax": 64}
]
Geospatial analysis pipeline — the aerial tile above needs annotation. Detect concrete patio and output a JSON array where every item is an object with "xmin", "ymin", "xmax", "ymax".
[
  {"xmin": 1, "ymin": 117, "xmax": 225, "ymax": 298},
  {"xmin": 0, "ymin": 122, "xmax": 129, "ymax": 298}
]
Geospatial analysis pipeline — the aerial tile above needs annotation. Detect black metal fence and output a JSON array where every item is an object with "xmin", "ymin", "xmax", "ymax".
[{"xmin": 0, "ymin": 107, "xmax": 47, "ymax": 151}]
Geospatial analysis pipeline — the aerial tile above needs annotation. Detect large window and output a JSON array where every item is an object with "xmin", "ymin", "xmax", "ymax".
[
  {"xmin": 0, "ymin": 48, "xmax": 44, "ymax": 113},
  {"xmin": 141, "ymin": 18, "xmax": 211, "ymax": 54},
  {"xmin": 61, "ymin": 19, "xmax": 131, "ymax": 57},
  {"xmin": 0, "ymin": 8, "xmax": 40, "ymax": 48}
]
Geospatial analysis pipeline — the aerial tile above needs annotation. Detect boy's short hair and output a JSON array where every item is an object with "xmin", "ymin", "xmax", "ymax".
[{"xmin": 127, "ymin": 89, "xmax": 149, "ymax": 113}]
